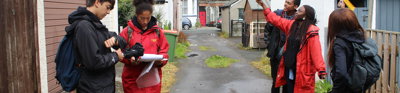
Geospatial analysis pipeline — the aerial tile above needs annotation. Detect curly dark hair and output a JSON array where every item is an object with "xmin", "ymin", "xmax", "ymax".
[
  {"xmin": 86, "ymin": 0, "xmax": 115, "ymax": 10},
  {"xmin": 133, "ymin": 0, "xmax": 154, "ymax": 15}
]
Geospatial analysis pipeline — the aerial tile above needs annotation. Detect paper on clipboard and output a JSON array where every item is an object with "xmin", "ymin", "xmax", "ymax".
[
  {"xmin": 136, "ymin": 61, "xmax": 160, "ymax": 88},
  {"xmin": 138, "ymin": 54, "xmax": 164, "ymax": 62},
  {"xmin": 135, "ymin": 54, "xmax": 167, "ymax": 88}
]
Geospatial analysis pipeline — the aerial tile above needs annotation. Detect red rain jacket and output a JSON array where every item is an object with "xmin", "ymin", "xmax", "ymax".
[
  {"xmin": 119, "ymin": 20, "xmax": 169, "ymax": 93},
  {"xmin": 263, "ymin": 8, "xmax": 327, "ymax": 93}
]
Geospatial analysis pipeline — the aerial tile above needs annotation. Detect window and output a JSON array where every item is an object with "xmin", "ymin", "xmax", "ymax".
[
  {"xmin": 182, "ymin": 0, "xmax": 188, "ymax": 14},
  {"xmin": 238, "ymin": 8, "xmax": 244, "ymax": 20}
]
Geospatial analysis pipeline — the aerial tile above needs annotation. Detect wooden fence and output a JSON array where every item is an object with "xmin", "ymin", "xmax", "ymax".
[{"xmin": 365, "ymin": 29, "xmax": 400, "ymax": 93}]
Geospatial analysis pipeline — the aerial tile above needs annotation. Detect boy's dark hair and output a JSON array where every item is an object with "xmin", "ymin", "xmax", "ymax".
[
  {"xmin": 86, "ymin": 0, "xmax": 115, "ymax": 10},
  {"xmin": 134, "ymin": 0, "xmax": 154, "ymax": 15},
  {"xmin": 294, "ymin": 0, "xmax": 301, "ymax": 6}
]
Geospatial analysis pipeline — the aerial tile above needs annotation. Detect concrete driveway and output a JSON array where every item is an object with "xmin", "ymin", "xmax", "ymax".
[{"xmin": 170, "ymin": 27, "xmax": 272, "ymax": 93}]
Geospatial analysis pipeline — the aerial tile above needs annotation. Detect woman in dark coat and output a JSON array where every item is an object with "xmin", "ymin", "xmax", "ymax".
[{"xmin": 327, "ymin": 8, "xmax": 366, "ymax": 93}]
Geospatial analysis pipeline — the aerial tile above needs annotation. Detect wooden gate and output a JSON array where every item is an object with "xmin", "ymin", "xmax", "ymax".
[
  {"xmin": 365, "ymin": 29, "xmax": 400, "ymax": 93},
  {"xmin": 0, "ymin": 0, "xmax": 40, "ymax": 92}
]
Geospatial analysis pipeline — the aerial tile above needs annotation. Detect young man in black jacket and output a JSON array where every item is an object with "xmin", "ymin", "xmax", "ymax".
[
  {"xmin": 263, "ymin": 0, "xmax": 299, "ymax": 93},
  {"xmin": 66, "ymin": 0, "xmax": 126, "ymax": 92}
]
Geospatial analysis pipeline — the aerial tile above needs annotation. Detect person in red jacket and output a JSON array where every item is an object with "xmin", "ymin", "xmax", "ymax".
[
  {"xmin": 257, "ymin": 0, "xmax": 327, "ymax": 92},
  {"xmin": 118, "ymin": 0, "xmax": 169, "ymax": 92}
]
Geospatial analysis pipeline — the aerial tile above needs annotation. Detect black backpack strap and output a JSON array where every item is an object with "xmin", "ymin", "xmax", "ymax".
[
  {"xmin": 156, "ymin": 29, "xmax": 161, "ymax": 38},
  {"xmin": 153, "ymin": 27, "xmax": 161, "ymax": 53},
  {"xmin": 127, "ymin": 27, "xmax": 133, "ymax": 48}
]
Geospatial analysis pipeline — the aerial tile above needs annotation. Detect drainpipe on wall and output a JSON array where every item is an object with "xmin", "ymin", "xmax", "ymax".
[{"xmin": 228, "ymin": 6, "xmax": 231, "ymax": 37}]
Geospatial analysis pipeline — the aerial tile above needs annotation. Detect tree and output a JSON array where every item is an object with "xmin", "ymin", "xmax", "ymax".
[{"xmin": 118, "ymin": 0, "xmax": 135, "ymax": 28}]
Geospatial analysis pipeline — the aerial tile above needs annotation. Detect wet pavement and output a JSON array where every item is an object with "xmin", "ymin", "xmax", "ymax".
[{"xmin": 170, "ymin": 27, "xmax": 272, "ymax": 93}]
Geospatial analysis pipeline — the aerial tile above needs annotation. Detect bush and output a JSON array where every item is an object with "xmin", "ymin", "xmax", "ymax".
[
  {"xmin": 163, "ymin": 21, "xmax": 171, "ymax": 30},
  {"xmin": 177, "ymin": 31, "xmax": 188, "ymax": 43},
  {"xmin": 118, "ymin": 0, "xmax": 135, "ymax": 27},
  {"xmin": 195, "ymin": 21, "xmax": 201, "ymax": 28},
  {"xmin": 315, "ymin": 80, "xmax": 333, "ymax": 93}
]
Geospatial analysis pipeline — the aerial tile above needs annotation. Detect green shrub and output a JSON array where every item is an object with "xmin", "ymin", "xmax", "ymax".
[
  {"xmin": 175, "ymin": 42, "xmax": 190, "ymax": 59},
  {"xmin": 315, "ymin": 80, "xmax": 333, "ymax": 93},
  {"xmin": 195, "ymin": 21, "xmax": 201, "ymax": 28}
]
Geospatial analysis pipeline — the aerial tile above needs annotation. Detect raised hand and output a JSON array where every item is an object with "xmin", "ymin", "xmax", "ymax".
[
  {"xmin": 256, "ymin": 0, "xmax": 264, "ymax": 6},
  {"xmin": 256, "ymin": 0, "xmax": 269, "ymax": 9}
]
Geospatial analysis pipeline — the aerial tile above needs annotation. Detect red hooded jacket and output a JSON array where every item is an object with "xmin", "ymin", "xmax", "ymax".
[
  {"xmin": 119, "ymin": 20, "xmax": 169, "ymax": 93},
  {"xmin": 263, "ymin": 8, "xmax": 327, "ymax": 93}
]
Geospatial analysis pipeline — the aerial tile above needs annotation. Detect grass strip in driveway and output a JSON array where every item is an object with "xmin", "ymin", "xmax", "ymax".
[
  {"xmin": 175, "ymin": 42, "xmax": 190, "ymax": 59},
  {"xmin": 218, "ymin": 31, "xmax": 229, "ymax": 38},
  {"xmin": 251, "ymin": 57, "xmax": 271, "ymax": 77},
  {"xmin": 205, "ymin": 55, "xmax": 239, "ymax": 68},
  {"xmin": 161, "ymin": 62, "xmax": 179, "ymax": 93},
  {"xmin": 198, "ymin": 46, "xmax": 217, "ymax": 51}
]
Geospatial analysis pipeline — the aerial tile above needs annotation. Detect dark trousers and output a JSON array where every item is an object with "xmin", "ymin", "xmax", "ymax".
[
  {"xmin": 270, "ymin": 59, "xmax": 281, "ymax": 93},
  {"xmin": 282, "ymin": 67, "xmax": 295, "ymax": 93}
]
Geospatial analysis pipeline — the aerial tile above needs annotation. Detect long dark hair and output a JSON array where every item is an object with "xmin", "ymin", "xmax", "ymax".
[
  {"xmin": 288, "ymin": 5, "xmax": 317, "ymax": 45},
  {"xmin": 284, "ymin": 5, "xmax": 317, "ymax": 68},
  {"xmin": 133, "ymin": 0, "xmax": 154, "ymax": 15},
  {"xmin": 327, "ymin": 8, "xmax": 365, "ymax": 67}
]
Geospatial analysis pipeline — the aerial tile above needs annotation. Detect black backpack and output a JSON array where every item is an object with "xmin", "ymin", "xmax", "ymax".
[
  {"xmin": 54, "ymin": 21, "xmax": 81, "ymax": 92},
  {"xmin": 348, "ymin": 38, "xmax": 382, "ymax": 92}
]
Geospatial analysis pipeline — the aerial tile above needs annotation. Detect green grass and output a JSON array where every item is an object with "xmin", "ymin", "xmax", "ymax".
[
  {"xmin": 175, "ymin": 41, "xmax": 190, "ymax": 59},
  {"xmin": 251, "ymin": 57, "xmax": 272, "ymax": 77},
  {"xmin": 218, "ymin": 31, "xmax": 229, "ymax": 38},
  {"xmin": 205, "ymin": 55, "xmax": 239, "ymax": 68},
  {"xmin": 237, "ymin": 43, "xmax": 252, "ymax": 50},
  {"xmin": 198, "ymin": 46, "xmax": 217, "ymax": 51},
  {"xmin": 315, "ymin": 80, "xmax": 333, "ymax": 93},
  {"xmin": 161, "ymin": 62, "xmax": 179, "ymax": 93}
]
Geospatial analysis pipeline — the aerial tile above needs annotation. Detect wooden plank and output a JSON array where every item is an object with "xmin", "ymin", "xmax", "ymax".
[
  {"xmin": 366, "ymin": 30, "xmax": 371, "ymax": 38},
  {"xmin": 49, "ymin": 86, "xmax": 62, "ymax": 93},
  {"xmin": 44, "ymin": 8, "xmax": 75, "ymax": 16},
  {"xmin": 46, "ymin": 36, "xmax": 63, "ymax": 45},
  {"xmin": 367, "ymin": 31, "xmax": 375, "ymax": 93},
  {"xmin": 47, "ymin": 62, "xmax": 56, "ymax": 72},
  {"xmin": 390, "ymin": 34, "xmax": 397, "ymax": 92},
  {"xmin": 47, "ymin": 78, "xmax": 60, "ymax": 92},
  {"xmin": 46, "ymin": 44, "xmax": 58, "ymax": 54},
  {"xmin": 45, "ymin": 30, "xmax": 65, "ymax": 38},
  {"xmin": 372, "ymin": 31, "xmax": 377, "ymax": 40},
  {"xmin": 46, "ymin": 49, "xmax": 58, "ymax": 58},
  {"xmin": 2, "ymin": 0, "xmax": 40, "ymax": 92},
  {"xmin": 47, "ymin": 66, "xmax": 56, "ymax": 76},
  {"xmin": 46, "ymin": 50, "xmax": 57, "ymax": 62},
  {"xmin": 376, "ymin": 32, "xmax": 383, "ymax": 93},
  {"xmin": 44, "ymin": 2, "xmax": 84, "ymax": 9},
  {"xmin": 45, "ymin": 0, "xmax": 85, "ymax": 5},
  {"xmin": 45, "ymin": 25, "xmax": 68, "ymax": 33},
  {"xmin": 45, "ymin": 19, "xmax": 69, "ymax": 27},
  {"xmin": 0, "ymin": 0, "xmax": 11, "ymax": 92},
  {"xmin": 369, "ymin": 30, "xmax": 377, "ymax": 93},
  {"xmin": 45, "ymin": 14, "xmax": 68, "ymax": 21},
  {"xmin": 383, "ymin": 33, "xmax": 390, "ymax": 93},
  {"xmin": 398, "ymin": 35, "xmax": 400, "ymax": 93}
]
